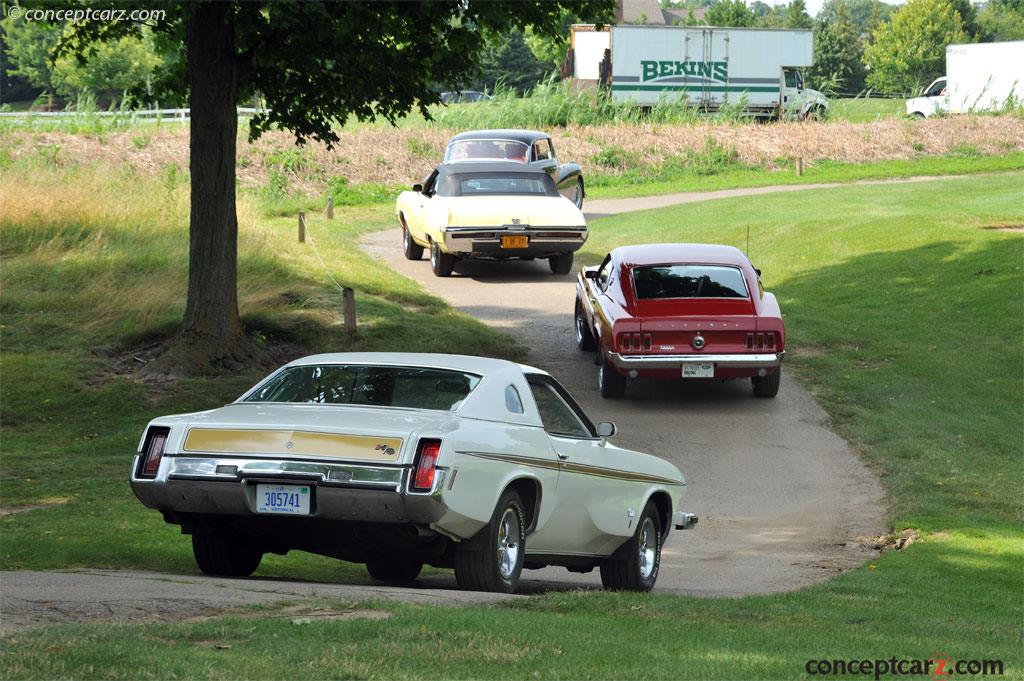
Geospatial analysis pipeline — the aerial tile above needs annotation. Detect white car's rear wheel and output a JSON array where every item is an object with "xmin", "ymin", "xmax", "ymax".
[
  {"xmin": 366, "ymin": 558, "xmax": 423, "ymax": 582},
  {"xmin": 454, "ymin": 488, "xmax": 525, "ymax": 593},
  {"xmin": 192, "ymin": 530, "xmax": 262, "ymax": 577}
]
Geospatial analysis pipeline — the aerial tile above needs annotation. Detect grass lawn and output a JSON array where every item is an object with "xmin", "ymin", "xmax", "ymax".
[
  {"xmin": 1, "ymin": 163, "xmax": 1021, "ymax": 678},
  {"xmin": 828, "ymin": 97, "xmax": 906, "ymax": 122},
  {"xmin": 582, "ymin": 151, "xmax": 1024, "ymax": 200}
]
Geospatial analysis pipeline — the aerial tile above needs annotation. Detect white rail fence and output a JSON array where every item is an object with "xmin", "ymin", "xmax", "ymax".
[{"xmin": 0, "ymin": 107, "xmax": 261, "ymax": 123}]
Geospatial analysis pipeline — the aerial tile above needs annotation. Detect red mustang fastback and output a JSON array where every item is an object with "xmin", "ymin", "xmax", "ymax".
[{"xmin": 574, "ymin": 244, "xmax": 785, "ymax": 398}]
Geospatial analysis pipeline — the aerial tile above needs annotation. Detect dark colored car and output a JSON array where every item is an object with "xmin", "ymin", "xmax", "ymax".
[{"xmin": 444, "ymin": 129, "xmax": 585, "ymax": 208}]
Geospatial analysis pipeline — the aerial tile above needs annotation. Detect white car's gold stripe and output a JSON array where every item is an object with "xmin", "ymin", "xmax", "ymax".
[{"xmin": 182, "ymin": 428, "xmax": 402, "ymax": 461}]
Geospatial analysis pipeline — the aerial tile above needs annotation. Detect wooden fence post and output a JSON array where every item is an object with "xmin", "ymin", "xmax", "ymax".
[
  {"xmin": 298, "ymin": 212, "xmax": 306, "ymax": 243},
  {"xmin": 342, "ymin": 287, "xmax": 357, "ymax": 337},
  {"xmin": 796, "ymin": 157, "xmax": 804, "ymax": 176},
  {"xmin": 326, "ymin": 196, "xmax": 334, "ymax": 220}
]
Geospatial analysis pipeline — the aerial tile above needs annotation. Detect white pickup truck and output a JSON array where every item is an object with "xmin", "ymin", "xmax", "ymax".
[{"xmin": 906, "ymin": 41, "xmax": 1024, "ymax": 117}]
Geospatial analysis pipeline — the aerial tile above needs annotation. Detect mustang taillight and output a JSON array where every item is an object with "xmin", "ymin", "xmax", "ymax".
[
  {"xmin": 138, "ymin": 426, "xmax": 170, "ymax": 479},
  {"xmin": 411, "ymin": 439, "xmax": 442, "ymax": 492},
  {"xmin": 746, "ymin": 332, "xmax": 777, "ymax": 350}
]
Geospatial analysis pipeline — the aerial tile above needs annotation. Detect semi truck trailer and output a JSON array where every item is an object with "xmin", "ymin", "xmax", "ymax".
[{"xmin": 570, "ymin": 24, "xmax": 829, "ymax": 119}]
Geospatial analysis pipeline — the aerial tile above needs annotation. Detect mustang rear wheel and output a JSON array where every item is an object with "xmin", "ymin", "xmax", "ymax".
[
  {"xmin": 549, "ymin": 252, "xmax": 573, "ymax": 275},
  {"xmin": 598, "ymin": 355, "xmax": 626, "ymax": 398},
  {"xmin": 192, "ymin": 531, "xmax": 263, "ymax": 577},
  {"xmin": 366, "ymin": 558, "xmax": 423, "ymax": 582},
  {"xmin": 430, "ymin": 241, "xmax": 455, "ymax": 277},
  {"xmin": 752, "ymin": 367, "xmax": 782, "ymax": 398},
  {"xmin": 575, "ymin": 299, "xmax": 597, "ymax": 351},
  {"xmin": 454, "ymin": 488, "xmax": 525, "ymax": 593},
  {"xmin": 403, "ymin": 224, "xmax": 423, "ymax": 260},
  {"xmin": 599, "ymin": 502, "xmax": 661, "ymax": 592}
]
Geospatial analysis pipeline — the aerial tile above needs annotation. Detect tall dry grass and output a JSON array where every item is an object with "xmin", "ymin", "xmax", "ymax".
[{"xmin": 3, "ymin": 116, "xmax": 1022, "ymax": 199}]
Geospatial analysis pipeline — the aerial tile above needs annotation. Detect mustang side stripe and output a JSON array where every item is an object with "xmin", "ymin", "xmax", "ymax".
[
  {"xmin": 182, "ymin": 429, "xmax": 403, "ymax": 462},
  {"xmin": 458, "ymin": 450, "xmax": 684, "ymax": 486}
]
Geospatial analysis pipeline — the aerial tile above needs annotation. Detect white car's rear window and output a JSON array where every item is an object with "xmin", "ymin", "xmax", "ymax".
[{"xmin": 245, "ymin": 365, "xmax": 481, "ymax": 411}]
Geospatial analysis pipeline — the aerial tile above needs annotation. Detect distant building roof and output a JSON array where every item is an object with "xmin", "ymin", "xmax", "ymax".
[
  {"xmin": 616, "ymin": 0, "xmax": 667, "ymax": 24},
  {"xmin": 616, "ymin": 0, "xmax": 709, "ymax": 26}
]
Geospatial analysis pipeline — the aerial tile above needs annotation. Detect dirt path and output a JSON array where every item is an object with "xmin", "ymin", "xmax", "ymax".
[
  {"xmin": 1, "ymin": 180, "xmax": 891, "ymax": 632},
  {"xmin": 361, "ymin": 224, "xmax": 886, "ymax": 596},
  {"xmin": 581, "ymin": 173, "xmax": 976, "ymax": 218}
]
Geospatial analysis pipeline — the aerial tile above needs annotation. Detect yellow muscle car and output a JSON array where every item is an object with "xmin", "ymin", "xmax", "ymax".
[{"xmin": 395, "ymin": 161, "xmax": 589, "ymax": 277}]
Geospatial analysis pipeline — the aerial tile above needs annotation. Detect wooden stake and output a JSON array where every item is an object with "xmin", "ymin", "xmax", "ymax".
[
  {"xmin": 298, "ymin": 211, "xmax": 306, "ymax": 243},
  {"xmin": 796, "ymin": 157, "xmax": 804, "ymax": 176},
  {"xmin": 326, "ymin": 196, "xmax": 334, "ymax": 220},
  {"xmin": 342, "ymin": 287, "xmax": 357, "ymax": 337}
]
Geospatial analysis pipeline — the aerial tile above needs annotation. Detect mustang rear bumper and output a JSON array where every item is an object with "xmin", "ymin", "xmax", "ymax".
[
  {"xmin": 441, "ymin": 227, "xmax": 587, "ymax": 257},
  {"xmin": 608, "ymin": 351, "xmax": 784, "ymax": 371},
  {"xmin": 130, "ymin": 455, "xmax": 446, "ymax": 525}
]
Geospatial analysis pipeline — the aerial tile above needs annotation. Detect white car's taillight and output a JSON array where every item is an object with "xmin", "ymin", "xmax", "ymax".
[
  {"xmin": 411, "ymin": 439, "xmax": 441, "ymax": 492},
  {"xmin": 138, "ymin": 427, "xmax": 170, "ymax": 478}
]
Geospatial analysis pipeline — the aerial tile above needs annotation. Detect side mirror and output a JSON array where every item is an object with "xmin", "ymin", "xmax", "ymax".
[
  {"xmin": 754, "ymin": 268, "xmax": 762, "ymax": 278},
  {"xmin": 584, "ymin": 269, "xmax": 600, "ymax": 280},
  {"xmin": 596, "ymin": 421, "xmax": 616, "ymax": 438},
  {"xmin": 412, "ymin": 183, "xmax": 423, "ymax": 192}
]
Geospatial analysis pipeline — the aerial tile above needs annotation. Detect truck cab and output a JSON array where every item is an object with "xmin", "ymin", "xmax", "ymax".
[
  {"xmin": 906, "ymin": 77, "xmax": 948, "ymax": 117},
  {"xmin": 781, "ymin": 67, "xmax": 830, "ymax": 119}
]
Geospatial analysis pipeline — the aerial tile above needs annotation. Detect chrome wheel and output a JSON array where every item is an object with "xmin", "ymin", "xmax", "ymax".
[
  {"xmin": 496, "ymin": 508, "xmax": 521, "ymax": 580},
  {"xmin": 573, "ymin": 178, "xmax": 584, "ymax": 209},
  {"xmin": 637, "ymin": 517, "xmax": 657, "ymax": 579},
  {"xmin": 575, "ymin": 309, "xmax": 584, "ymax": 344}
]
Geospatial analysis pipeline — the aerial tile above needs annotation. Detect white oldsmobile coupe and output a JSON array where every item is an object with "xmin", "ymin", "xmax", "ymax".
[{"xmin": 131, "ymin": 353, "xmax": 696, "ymax": 593}]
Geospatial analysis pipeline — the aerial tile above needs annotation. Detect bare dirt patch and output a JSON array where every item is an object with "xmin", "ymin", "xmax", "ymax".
[{"xmin": 980, "ymin": 223, "xmax": 1024, "ymax": 232}]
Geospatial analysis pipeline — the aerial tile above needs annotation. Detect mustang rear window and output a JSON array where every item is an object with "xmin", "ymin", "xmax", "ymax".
[
  {"xmin": 453, "ymin": 172, "xmax": 558, "ymax": 197},
  {"xmin": 245, "ymin": 365, "xmax": 481, "ymax": 411},
  {"xmin": 632, "ymin": 265, "xmax": 749, "ymax": 300}
]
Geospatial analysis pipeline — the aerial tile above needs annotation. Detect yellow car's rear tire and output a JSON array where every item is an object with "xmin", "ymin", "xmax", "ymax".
[{"xmin": 430, "ymin": 241, "xmax": 454, "ymax": 277}]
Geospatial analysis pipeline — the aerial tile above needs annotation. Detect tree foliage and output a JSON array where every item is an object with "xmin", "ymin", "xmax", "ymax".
[
  {"xmin": 784, "ymin": 0, "xmax": 814, "ymax": 28},
  {"xmin": 55, "ymin": 0, "xmax": 614, "ymax": 372},
  {"xmin": 864, "ymin": 0, "xmax": 966, "ymax": 94},
  {"xmin": 976, "ymin": 0, "xmax": 1024, "ymax": 40},
  {"xmin": 809, "ymin": 0, "xmax": 866, "ymax": 94},
  {"xmin": 1, "ymin": 16, "xmax": 61, "ymax": 91},
  {"xmin": 706, "ymin": 0, "xmax": 756, "ymax": 27},
  {"xmin": 479, "ymin": 29, "xmax": 554, "ymax": 95},
  {"xmin": 818, "ymin": 0, "xmax": 895, "ymax": 36}
]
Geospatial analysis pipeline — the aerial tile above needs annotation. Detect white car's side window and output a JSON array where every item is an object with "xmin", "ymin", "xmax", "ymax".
[
  {"xmin": 505, "ymin": 385, "xmax": 524, "ymax": 414},
  {"xmin": 526, "ymin": 377, "xmax": 591, "ymax": 439}
]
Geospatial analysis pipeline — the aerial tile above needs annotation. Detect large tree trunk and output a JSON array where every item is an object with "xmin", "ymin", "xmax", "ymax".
[{"xmin": 171, "ymin": 1, "xmax": 248, "ymax": 373}]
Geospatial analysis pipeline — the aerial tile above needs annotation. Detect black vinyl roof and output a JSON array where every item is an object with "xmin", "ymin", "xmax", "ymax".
[
  {"xmin": 446, "ymin": 129, "xmax": 549, "ymax": 145},
  {"xmin": 438, "ymin": 160, "xmax": 548, "ymax": 175}
]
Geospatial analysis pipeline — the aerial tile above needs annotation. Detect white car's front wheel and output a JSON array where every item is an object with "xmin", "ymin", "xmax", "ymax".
[{"xmin": 599, "ymin": 501, "xmax": 661, "ymax": 592}]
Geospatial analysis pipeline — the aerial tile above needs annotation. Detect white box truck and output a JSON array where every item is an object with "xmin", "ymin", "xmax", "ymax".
[
  {"xmin": 571, "ymin": 24, "xmax": 829, "ymax": 119},
  {"xmin": 906, "ymin": 41, "xmax": 1024, "ymax": 117}
]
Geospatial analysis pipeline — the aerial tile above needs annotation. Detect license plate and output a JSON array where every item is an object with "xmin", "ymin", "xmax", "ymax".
[
  {"xmin": 682, "ymin": 363, "xmax": 714, "ymax": 378},
  {"xmin": 501, "ymin": 235, "xmax": 529, "ymax": 249},
  {"xmin": 256, "ymin": 484, "xmax": 311, "ymax": 515}
]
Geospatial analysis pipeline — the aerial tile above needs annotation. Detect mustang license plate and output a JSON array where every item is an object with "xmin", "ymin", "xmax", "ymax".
[
  {"xmin": 500, "ymin": 235, "xmax": 529, "ymax": 249},
  {"xmin": 682, "ymin": 363, "xmax": 715, "ymax": 378},
  {"xmin": 256, "ymin": 484, "xmax": 311, "ymax": 515}
]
